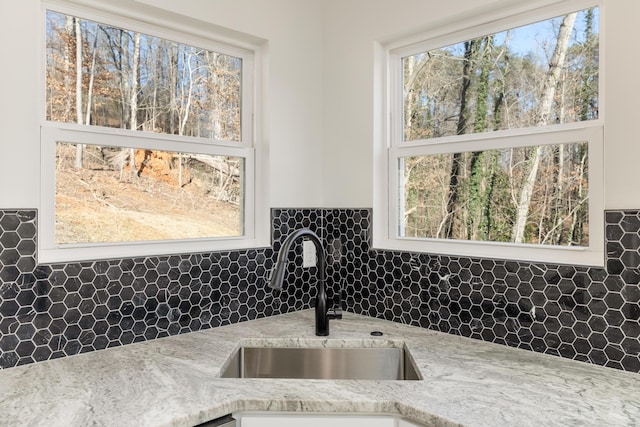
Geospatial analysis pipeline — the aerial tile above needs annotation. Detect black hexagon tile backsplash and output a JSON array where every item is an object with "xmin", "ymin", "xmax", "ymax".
[{"xmin": 0, "ymin": 208, "xmax": 639, "ymax": 373}]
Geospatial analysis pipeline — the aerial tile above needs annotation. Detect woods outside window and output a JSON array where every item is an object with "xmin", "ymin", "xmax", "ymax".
[
  {"xmin": 375, "ymin": 1, "xmax": 604, "ymax": 266},
  {"xmin": 40, "ymin": 2, "xmax": 267, "ymax": 262}
]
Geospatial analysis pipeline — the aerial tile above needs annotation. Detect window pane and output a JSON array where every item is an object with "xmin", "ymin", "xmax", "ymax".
[
  {"xmin": 399, "ymin": 142, "xmax": 589, "ymax": 246},
  {"xmin": 46, "ymin": 10, "xmax": 242, "ymax": 141},
  {"xmin": 55, "ymin": 142, "xmax": 243, "ymax": 244},
  {"xmin": 403, "ymin": 7, "xmax": 599, "ymax": 141}
]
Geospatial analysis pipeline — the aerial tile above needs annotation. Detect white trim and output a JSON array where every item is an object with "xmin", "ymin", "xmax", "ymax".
[
  {"xmin": 42, "ymin": 123, "xmax": 253, "ymax": 155},
  {"xmin": 374, "ymin": 0, "xmax": 605, "ymax": 267},
  {"xmin": 384, "ymin": 0, "xmax": 600, "ymax": 53},
  {"xmin": 390, "ymin": 124, "xmax": 602, "ymax": 156},
  {"xmin": 40, "ymin": 237, "xmax": 268, "ymax": 265}
]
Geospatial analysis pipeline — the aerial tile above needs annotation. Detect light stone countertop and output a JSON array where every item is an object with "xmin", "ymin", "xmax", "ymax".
[{"xmin": 0, "ymin": 310, "xmax": 638, "ymax": 426}]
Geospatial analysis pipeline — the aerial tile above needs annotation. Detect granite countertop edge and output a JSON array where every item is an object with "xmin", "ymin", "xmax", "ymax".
[{"xmin": 0, "ymin": 310, "xmax": 638, "ymax": 427}]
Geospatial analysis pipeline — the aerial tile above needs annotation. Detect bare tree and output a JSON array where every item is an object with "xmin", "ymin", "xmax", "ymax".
[
  {"xmin": 441, "ymin": 40, "xmax": 476, "ymax": 238},
  {"xmin": 129, "ymin": 32, "xmax": 141, "ymax": 174},
  {"xmin": 73, "ymin": 18, "xmax": 84, "ymax": 169},
  {"xmin": 511, "ymin": 12, "xmax": 577, "ymax": 243},
  {"xmin": 84, "ymin": 24, "xmax": 99, "ymax": 126}
]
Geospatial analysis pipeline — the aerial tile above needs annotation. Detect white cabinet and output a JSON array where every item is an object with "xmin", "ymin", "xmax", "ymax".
[
  {"xmin": 234, "ymin": 412, "xmax": 425, "ymax": 427},
  {"xmin": 398, "ymin": 417, "xmax": 426, "ymax": 427}
]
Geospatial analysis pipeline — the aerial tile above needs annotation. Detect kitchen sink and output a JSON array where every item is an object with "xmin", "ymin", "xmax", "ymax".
[{"xmin": 219, "ymin": 345, "xmax": 422, "ymax": 380}]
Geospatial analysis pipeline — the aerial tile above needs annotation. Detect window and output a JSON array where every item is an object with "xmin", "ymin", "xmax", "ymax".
[
  {"xmin": 40, "ymin": 3, "xmax": 267, "ymax": 263},
  {"xmin": 374, "ymin": 1, "xmax": 604, "ymax": 266}
]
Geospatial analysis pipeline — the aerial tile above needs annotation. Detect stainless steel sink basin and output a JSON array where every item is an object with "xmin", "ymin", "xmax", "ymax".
[{"xmin": 219, "ymin": 345, "xmax": 422, "ymax": 380}]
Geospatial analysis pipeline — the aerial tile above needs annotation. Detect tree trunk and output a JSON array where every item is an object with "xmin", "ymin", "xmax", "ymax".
[
  {"xmin": 569, "ymin": 146, "xmax": 587, "ymax": 244},
  {"xmin": 468, "ymin": 36, "xmax": 493, "ymax": 239},
  {"xmin": 442, "ymin": 40, "xmax": 475, "ymax": 239},
  {"xmin": 85, "ymin": 25, "xmax": 98, "ymax": 126},
  {"xmin": 63, "ymin": 16, "xmax": 74, "ymax": 121},
  {"xmin": 178, "ymin": 48, "xmax": 198, "ymax": 188},
  {"xmin": 169, "ymin": 43, "xmax": 178, "ymax": 135},
  {"xmin": 149, "ymin": 37, "xmax": 159, "ymax": 132},
  {"xmin": 130, "ymin": 32, "xmax": 140, "ymax": 131},
  {"xmin": 130, "ymin": 32, "xmax": 141, "ymax": 174},
  {"xmin": 74, "ymin": 18, "xmax": 84, "ymax": 169},
  {"xmin": 179, "ymin": 48, "xmax": 195, "ymax": 136},
  {"xmin": 511, "ymin": 12, "xmax": 577, "ymax": 243},
  {"xmin": 552, "ymin": 144, "xmax": 566, "ymax": 244},
  {"xmin": 580, "ymin": 8, "xmax": 597, "ymax": 121}
]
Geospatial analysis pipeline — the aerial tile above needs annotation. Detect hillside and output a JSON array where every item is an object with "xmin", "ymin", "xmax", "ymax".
[{"xmin": 55, "ymin": 146, "xmax": 241, "ymax": 245}]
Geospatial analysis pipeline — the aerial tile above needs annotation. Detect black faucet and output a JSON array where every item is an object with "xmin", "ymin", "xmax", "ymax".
[{"xmin": 268, "ymin": 228, "xmax": 340, "ymax": 336}]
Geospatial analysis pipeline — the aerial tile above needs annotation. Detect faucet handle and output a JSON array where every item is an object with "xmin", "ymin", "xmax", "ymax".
[
  {"xmin": 328, "ymin": 278, "xmax": 344, "ymax": 320},
  {"xmin": 327, "ymin": 306, "xmax": 342, "ymax": 320}
]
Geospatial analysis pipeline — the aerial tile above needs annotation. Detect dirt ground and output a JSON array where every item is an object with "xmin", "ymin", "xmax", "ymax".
[{"xmin": 55, "ymin": 148, "xmax": 241, "ymax": 245}]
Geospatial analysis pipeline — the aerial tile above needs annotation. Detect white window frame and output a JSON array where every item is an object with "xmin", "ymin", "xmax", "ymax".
[
  {"xmin": 39, "ymin": 1, "xmax": 269, "ymax": 263},
  {"xmin": 373, "ymin": 0, "xmax": 604, "ymax": 267}
]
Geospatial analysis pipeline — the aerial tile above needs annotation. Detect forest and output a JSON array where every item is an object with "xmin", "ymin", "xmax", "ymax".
[
  {"xmin": 400, "ymin": 7, "xmax": 599, "ymax": 247},
  {"xmin": 45, "ymin": 7, "xmax": 600, "ymax": 248},
  {"xmin": 46, "ymin": 10, "xmax": 244, "ymax": 244}
]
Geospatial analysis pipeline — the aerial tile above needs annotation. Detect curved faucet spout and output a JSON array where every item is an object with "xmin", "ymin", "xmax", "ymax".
[{"xmin": 269, "ymin": 228, "xmax": 330, "ymax": 336}]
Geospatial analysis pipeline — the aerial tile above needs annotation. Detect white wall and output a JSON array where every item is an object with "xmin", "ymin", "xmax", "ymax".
[
  {"xmin": 2, "ymin": 0, "xmax": 639, "ymax": 211},
  {"xmin": 602, "ymin": 0, "xmax": 640, "ymax": 209},
  {"xmin": 321, "ymin": 0, "xmax": 640, "ymax": 209},
  {"xmin": 0, "ymin": 1, "xmax": 42, "ymax": 209}
]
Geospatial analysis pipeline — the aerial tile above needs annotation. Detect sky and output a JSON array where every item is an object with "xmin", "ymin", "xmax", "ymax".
[
  {"xmin": 442, "ymin": 7, "xmax": 599, "ymax": 64},
  {"xmin": 493, "ymin": 7, "xmax": 599, "ymax": 62}
]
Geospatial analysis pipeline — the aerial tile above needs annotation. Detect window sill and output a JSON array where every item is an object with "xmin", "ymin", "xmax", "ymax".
[
  {"xmin": 372, "ymin": 234, "xmax": 604, "ymax": 268},
  {"xmin": 38, "ymin": 236, "xmax": 270, "ymax": 264}
]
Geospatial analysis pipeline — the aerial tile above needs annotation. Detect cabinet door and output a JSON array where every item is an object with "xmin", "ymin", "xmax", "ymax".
[{"xmin": 399, "ymin": 417, "xmax": 426, "ymax": 427}]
